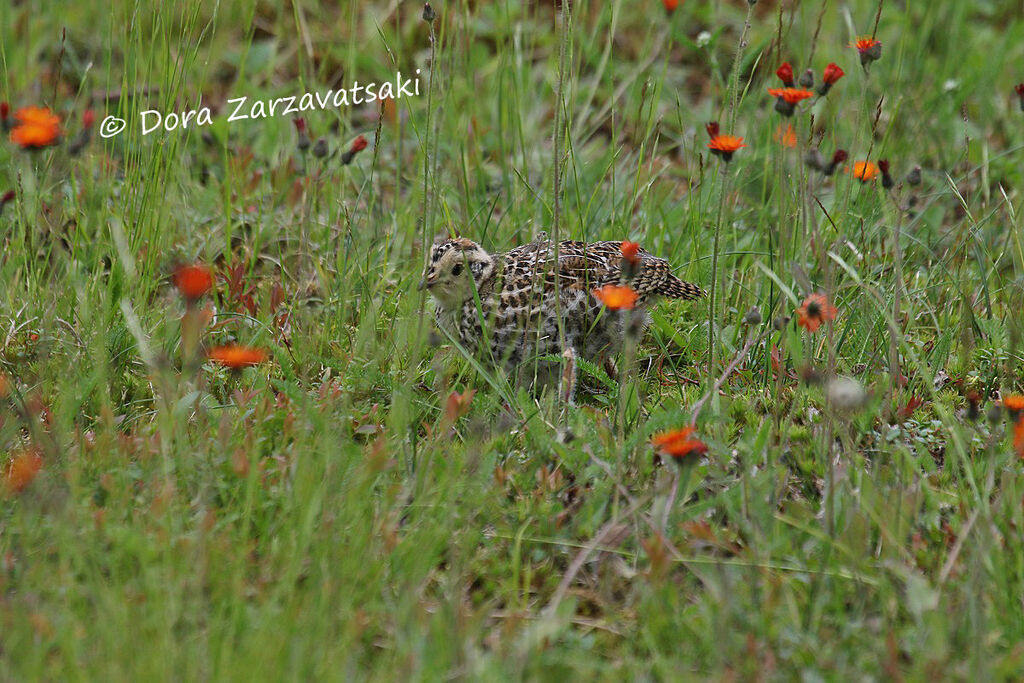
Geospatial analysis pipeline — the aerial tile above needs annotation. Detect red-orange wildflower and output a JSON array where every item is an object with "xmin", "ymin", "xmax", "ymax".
[
  {"xmin": 768, "ymin": 88, "xmax": 815, "ymax": 105},
  {"xmin": 9, "ymin": 106, "xmax": 62, "ymax": 148},
  {"xmin": 662, "ymin": 0, "xmax": 679, "ymax": 11},
  {"xmin": 796, "ymin": 293, "xmax": 838, "ymax": 333},
  {"xmin": 1015, "ymin": 417, "xmax": 1024, "ymax": 458},
  {"xmin": 707, "ymin": 134, "xmax": 746, "ymax": 162},
  {"xmin": 775, "ymin": 124, "xmax": 797, "ymax": 148},
  {"xmin": 652, "ymin": 427, "xmax": 708, "ymax": 463},
  {"xmin": 853, "ymin": 36, "xmax": 882, "ymax": 64},
  {"xmin": 208, "ymin": 345, "xmax": 268, "ymax": 369},
  {"xmin": 593, "ymin": 284, "xmax": 638, "ymax": 310},
  {"xmin": 851, "ymin": 160, "xmax": 879, "ymax": 182},
  {"xmin": 620, "ymin": 241, "xmax": 641, "ymax": 265},
  {"xmin": 172, "ymin": 264, "xmax": 214, "ymax": 302},
  {"xmin": 4, "ymin": 450, "xmax": 43, "ymax": 494},
  {"xmin": 1002, "ymin": 394, "xmax": 1024, "ymax": 416}
]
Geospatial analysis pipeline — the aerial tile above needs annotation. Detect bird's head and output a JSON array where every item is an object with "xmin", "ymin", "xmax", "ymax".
[{"xmin": 418, "ymin": 238, "xmax": 496, "ymax": 307}]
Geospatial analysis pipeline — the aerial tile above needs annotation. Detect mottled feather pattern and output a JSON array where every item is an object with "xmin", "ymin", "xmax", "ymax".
[{"xmin": 422, "ymin": 236, "xmax": 703, "ymax": 374}]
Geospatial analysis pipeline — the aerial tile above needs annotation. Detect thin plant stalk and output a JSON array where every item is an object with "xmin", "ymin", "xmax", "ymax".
[{"xmin": 707, "ymin": 164, "xmax": 732, "ymax": 381}]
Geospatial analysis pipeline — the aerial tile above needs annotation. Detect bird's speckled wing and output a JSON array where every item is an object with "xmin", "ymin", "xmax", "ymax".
[{"xmin": 500, "ymin": 239, "xmax": 702, "ymax": 303}]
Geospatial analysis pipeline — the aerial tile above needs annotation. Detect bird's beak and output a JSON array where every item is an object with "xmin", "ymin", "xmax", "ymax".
[{"xmin": 418, "ymin": 276, "xmax": 434, "ymax": 290}]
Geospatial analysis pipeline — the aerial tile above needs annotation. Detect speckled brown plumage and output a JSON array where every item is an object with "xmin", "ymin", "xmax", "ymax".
[{"xmin": 419, "ymin": 235, "xmax": 703, "ymax": 374}]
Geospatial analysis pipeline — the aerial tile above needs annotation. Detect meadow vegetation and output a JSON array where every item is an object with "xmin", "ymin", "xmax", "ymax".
[{"xmin": 3, "ymin": 0, "xmax": 1024, "ymax": 678}]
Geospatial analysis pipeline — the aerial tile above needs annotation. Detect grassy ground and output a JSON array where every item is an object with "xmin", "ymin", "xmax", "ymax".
[{"xmin": 3, "ymin": 0, "xmax": 1024, "ymax": 678}]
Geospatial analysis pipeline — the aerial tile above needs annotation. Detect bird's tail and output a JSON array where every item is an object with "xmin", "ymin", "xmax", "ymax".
[{"xmin": 659, "ymin": 274, "xmax": 705, "ymax": 300}]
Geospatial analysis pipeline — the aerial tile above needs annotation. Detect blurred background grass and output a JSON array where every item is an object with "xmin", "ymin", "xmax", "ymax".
[{"xmin": 2, "ymin": 0, "xmax": 1024, "ymax": 678}]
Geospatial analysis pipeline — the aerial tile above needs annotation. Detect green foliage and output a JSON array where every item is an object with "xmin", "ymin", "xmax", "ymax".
[{"xmin": 2, "ymin": 0, "xmax": 1024, "ymax": 679}]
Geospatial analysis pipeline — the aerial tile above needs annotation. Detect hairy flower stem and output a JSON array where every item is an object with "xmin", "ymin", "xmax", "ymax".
[
  {"xmin": 551, "ymin": 0, "xmax": 571, "ymax": 363},
  {"xmin": 889, "ymin": 208, "xmax": 904, "ymax": 405},
  {"xmin": 706, "ymin": 3, "xmax": 753, "ymax": 383},
  {"xmin": 415, "ymin": 16, "xmax": 438, "ymax": 340},
  {"xmin": 707, "ymin": 164, "xmax": 732, "ymax": 381}
]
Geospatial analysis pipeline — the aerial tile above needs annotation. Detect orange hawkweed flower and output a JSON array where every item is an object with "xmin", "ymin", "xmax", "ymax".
[
  {"xmin": 652, "ymin": 426, "xmax": 696, "ymax": 448},
  {"xmin": 768, "ymin": 88, "xmax": 815, "ymax": 117},
  {"xmin": 172, "ymin": 264, "xmax": 214, "ymax": 302},
  {"xmin": 4, "ymin": 449, "xmax": 43, "ymax": 494},
  {"xmin": 208, "ymin": 345, "xmax": 268, "ymax": 369},
  {"xmin": 652, "ymin": 427, "xmax": 708, "ymax": 463},
  {"xmin": 593, "ymin": 284, "xmax": 638, "ymax": 310},
  {"xmin": 620, "ymin": 241, "xmax": 641, "ymax": 265},
  {"xmin": 851, "ymin": 160, "xmax": 879, "ymax": 182},
  {"xmin": 1002, "ymin": 394, "xmax": 1024, "ymax": 416},
  {"xmin": 707, "ymin": 135, "xmax": 746, "ymax": 162},
  {"xmin": 775, "ymin": 124, "xmax": 797, "ymax": 148},
  {"xmin": 796, "ymin": 293, "xmax": 838, "ymax": 333},
  {"xmin": 662, "ymin": 0, "xmax": 679, "ymax": 11},
  {"xmin": 853, "ymin": 36, "xmax": 882, "ymax": 65},
  {"xmin": 9, "ymin": 106, "xmax": 62, "ymax": 148},
  {"xmin": 768, "ymin": 88, "xmax": 815, "ymax": 105}
]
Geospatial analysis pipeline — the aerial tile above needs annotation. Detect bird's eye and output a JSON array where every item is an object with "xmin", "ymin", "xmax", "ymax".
[{"xmin": 452, "ymin": 263, "xmax": 464, "ymax": 276}]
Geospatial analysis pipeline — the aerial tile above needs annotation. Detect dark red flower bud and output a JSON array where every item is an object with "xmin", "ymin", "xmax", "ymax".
[
  {"xmin": 1016, "ymin": 83, "xmax": 1024, "ymax": 112},
  {"xmin": 818, "ymin": 63, "xmax": 846, "ymax": 95},
  {"xmin": 1, "ymin": 189, "xmax": 15, "ymax": 204},
  {"xmin": 799, "ymin": 69, "xmax": 814, "ymax": 89},
  {"xmin": 294, "ymin": 119, "xmax": 311, "ymax": 151},
  {"xmin": 82, "ymin": 109, "xmax": 95, "ymax": 128},
  {"xmin": 705, "ymin": 121, "xmax": 720, "ymax": 138},
  {"xmin": 878, "ymin": 159, "xmax": 895, "ymax": 189},
  {"xmin": 822, "ymin": 63, "xmax": 845, "ymax": 85},
  {"xmin": 776, "ymin": 63, "xmax": 795, "ymax": 87},
  {"xmin": 822, "ymin": 149, "xmax": 848, "ymax": 176},
  {"xmin": 350, "ymin": 135, "xmax": 368, "ymax": 153},
  {"xmin": 0, "ymin": 101, "xmax": 8, "ymax": 120}
]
